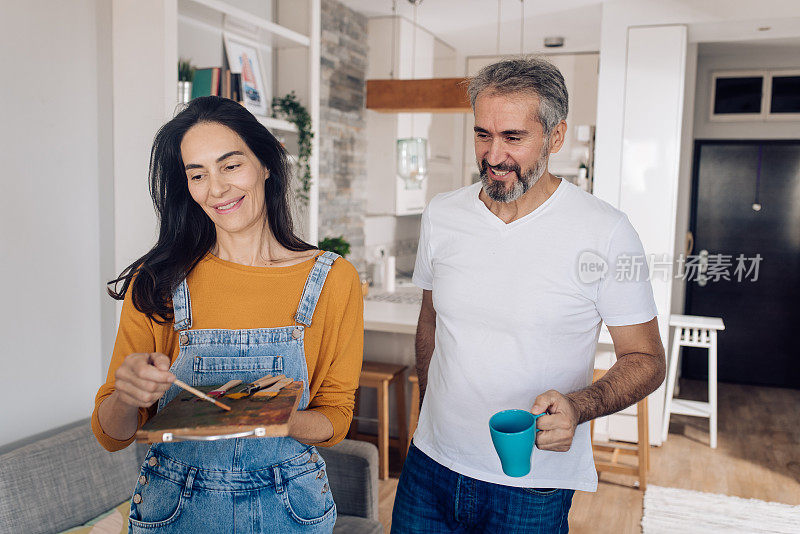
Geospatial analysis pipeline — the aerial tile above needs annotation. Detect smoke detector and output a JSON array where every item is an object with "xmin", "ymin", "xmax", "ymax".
[{"xmin": 544, "ymin": 36, "xmax": 565, "ymax": 48}]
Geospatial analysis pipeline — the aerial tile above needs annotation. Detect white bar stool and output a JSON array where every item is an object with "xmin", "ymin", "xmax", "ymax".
[{"xmin": 662, "ymin": 314, "xmax": 725, "ymax": 448}]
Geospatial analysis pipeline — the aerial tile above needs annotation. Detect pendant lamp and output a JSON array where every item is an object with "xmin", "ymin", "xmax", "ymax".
[{"xmin": 397, "ymin": 137, "xmax": 427, "ymax": 188}]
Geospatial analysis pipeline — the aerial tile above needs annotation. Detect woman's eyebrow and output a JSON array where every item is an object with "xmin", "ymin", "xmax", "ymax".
[
  {"xmin": 216, "ymin": 150, "xmax": 244, "ymax": 162},
  {"xmin": 184, "ymin": 151, "xmax": 245, "ymax": 170}
]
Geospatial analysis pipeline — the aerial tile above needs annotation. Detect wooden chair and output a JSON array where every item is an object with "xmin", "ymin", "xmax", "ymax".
[
  {"xmin": 590, "ymin": 368, "xmax": 650, "ymax": 490},
  {"xmin": 348, "ymin": 361, "xmax": 408, "ymax": 479},
  {"xmin": 408, "ymin": 374, "xmax": 420, "ymax": 451}
]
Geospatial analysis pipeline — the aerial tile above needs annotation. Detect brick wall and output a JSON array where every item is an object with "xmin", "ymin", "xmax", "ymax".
[{"xmin": 318, "ymin": 0, "xmax": 367, "ymax": 272}]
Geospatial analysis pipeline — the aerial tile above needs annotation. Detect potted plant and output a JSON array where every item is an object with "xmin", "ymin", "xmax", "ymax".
[
  {"xmin": 318, "ymin": 236, "xmax": 351, "ymax": 258},
  {"xmin": 178, "ymin": 58, "xmax": 195, "ymax": 104}
]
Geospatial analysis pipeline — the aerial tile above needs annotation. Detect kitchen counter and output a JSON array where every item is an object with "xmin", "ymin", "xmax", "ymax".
[
  {"xmin": 364, "ymin": 300, "xmax": 419, "ymax": 334},
  {"xmin": 363, "ymin": 283, "xmax": 421, "ymax": 334}
]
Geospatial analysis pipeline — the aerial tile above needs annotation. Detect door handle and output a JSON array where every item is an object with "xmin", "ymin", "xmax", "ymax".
[{"xmin": 697, "ymin": 249, "xmax": 708, "ymax": 287}]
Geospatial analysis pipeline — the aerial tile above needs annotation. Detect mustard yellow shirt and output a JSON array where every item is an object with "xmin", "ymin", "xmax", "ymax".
[{"xmin": 92, "ymin": 252, "xmax": 363, "ymax": 451}]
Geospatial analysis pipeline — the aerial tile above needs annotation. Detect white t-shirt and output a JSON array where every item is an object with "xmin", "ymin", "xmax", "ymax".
[{"xmin": 412, "ymin": 179, "xmax": 658, "ymax": 492}]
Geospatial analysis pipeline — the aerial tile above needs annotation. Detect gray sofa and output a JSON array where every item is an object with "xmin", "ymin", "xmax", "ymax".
[{"xmin": 0, "ymin": 419, "xmax": 383, "ymax": 534}]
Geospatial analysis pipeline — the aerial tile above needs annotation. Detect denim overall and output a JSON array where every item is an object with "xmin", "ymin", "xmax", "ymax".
[{"xmin": 128, "ymin": 252, "xmax": 340, "ymax": 534}]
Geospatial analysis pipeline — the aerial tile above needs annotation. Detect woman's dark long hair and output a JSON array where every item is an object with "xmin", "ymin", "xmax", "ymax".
[{"xmin": 108, "ymin": 96, "xmax": 314, "ymax": 323}]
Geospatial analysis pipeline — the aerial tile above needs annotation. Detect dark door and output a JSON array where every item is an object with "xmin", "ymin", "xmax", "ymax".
[{"xmin": 685, "ymin": 141, "xmax": 800, "ymax": 389}]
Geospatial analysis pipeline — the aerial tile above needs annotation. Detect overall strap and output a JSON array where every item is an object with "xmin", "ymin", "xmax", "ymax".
[
  {"xmin": 294, "ymin": 251, "xmax": 340, "ymax": 327},
  {"xmin": 172, "ymin": 278, "xmax": 193, "ymax": 331}
]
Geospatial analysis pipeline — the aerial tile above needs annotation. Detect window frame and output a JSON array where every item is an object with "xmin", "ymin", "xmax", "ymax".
[
  {"xmin": 765, "ymin": 69, "xmax": 800, "ymax": 121},
  {"xmin": 709, "ymin": 70, "xmax": 767, "ymax": 122}
]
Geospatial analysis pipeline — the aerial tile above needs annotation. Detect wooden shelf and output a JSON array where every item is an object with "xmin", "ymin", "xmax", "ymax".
[
  {"xmin": 255, "ymin": 115, "xmax": 298, "ymax": 134},
  {"xmin": 366, "ymin": 78, "xmax": 471, "ymax": 113},
  {"xmin": 184, "ymin": 0, "xmax": 310, "ymax": 48}
]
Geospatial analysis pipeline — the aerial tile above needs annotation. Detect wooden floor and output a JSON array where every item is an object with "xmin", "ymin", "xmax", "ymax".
[{"xmin": 376, "ymin": 380, "xmax": 800, "ymax": 533}]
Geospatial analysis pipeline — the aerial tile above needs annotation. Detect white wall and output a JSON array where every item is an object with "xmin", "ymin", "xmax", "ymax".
[
  {"xmin": 694, "ymin": 42, "xmax": 800, "ymax": 139},
  {"xmin": 0, "ymin": 0, "xmax": 113, "ymax": 447},
  {"xmin": 112, "ymin": 0, "xmax": 176, "ymax": 284},
  {"xmin": 671, "ymin": 42, "xmax": 698, "ymax": 318},
  {"xmin": 618, "ymin": 26, "xmax": 689, "ymax": 444}
]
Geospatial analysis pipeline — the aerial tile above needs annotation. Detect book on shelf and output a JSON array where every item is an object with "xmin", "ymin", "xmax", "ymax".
[
  {"xmin": 231, "ymin": 73, "xmax": 242, "ymax": 103},
  {"xmin": 191, "ymin": 67, "xmax": 220, "ymax": 98},
  {"xmin": 222, "ymin": 69, "xmax": 231, "ymax": 99},
  {"xmin": 190, "ymin": 67, "xmax": 243, "ymax": 105}
]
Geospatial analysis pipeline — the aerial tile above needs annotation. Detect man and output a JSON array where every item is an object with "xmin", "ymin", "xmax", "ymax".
[{"xmin": 391, "ymin": 58, "xmax": 666, "ymax": 533}]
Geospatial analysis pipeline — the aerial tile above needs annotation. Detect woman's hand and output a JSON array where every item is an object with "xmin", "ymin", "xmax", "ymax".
[
  {"xmin": 113, "ymin": 353, "xmax": 175, "ymax": 408},
  {"xmin": 97, "ymin": 353, "xmax": 174, "ymax": 442}
]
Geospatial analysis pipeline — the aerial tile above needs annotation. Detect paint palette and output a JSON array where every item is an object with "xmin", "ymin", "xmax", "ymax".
[{"xmin": 135, "ymin": 380, "xmax": 303, "ymax": 443}]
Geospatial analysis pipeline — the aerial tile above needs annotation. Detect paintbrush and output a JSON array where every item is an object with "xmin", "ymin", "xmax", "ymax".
[
  {"xmin": 226, "ymin": 374, "xmax": 287, "ymax": 399},
  {"xmin": 173, "ymin": 378, "xmax": 232, "ymax": 411},
  {"xmin": 251, "ymin": 377, "xmax": 294, "ymax": 398},
  {"xmin": 193, "ymin": 379, "xmax": 242, "ymax": 402}
]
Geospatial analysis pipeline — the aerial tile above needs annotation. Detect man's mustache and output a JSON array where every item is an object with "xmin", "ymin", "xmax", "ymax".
[{"xmin": 480, "ymin": 160, "xmax": 520, "ymax": 175}]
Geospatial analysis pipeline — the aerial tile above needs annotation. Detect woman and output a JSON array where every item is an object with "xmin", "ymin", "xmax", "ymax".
[{"xmin": 92, "ymin": 96, "xmax": 363, "ymax": 533}]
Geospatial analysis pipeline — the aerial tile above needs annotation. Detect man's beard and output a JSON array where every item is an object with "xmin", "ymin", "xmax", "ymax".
[{"xmin": 479, "ymin": 143, "xmax": 549, "ymax": 203}]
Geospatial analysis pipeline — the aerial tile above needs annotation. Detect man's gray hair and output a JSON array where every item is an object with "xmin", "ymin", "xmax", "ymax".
[{"xmin": 467, "ymin": 57, "xmax": 569, "ymax": 135}]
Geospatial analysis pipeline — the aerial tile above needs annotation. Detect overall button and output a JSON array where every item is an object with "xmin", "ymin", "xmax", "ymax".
[
  {"xmin": 309, "ymin": 453, "xmax": 319, "ymax": 463},
  {"xmin": 321, "ymin": 483, "xmax": 329, "ymax": 494},
  {"xmin": 316, "ymin": 469, "xmax": 325, "ymax": 479},
  {"xmin": 133, "ymin": 494, "xmax": 143, "ymax": 504},
  {"xmin": 148, "ymin": 456, "xmax": 158, "ymax": 467},
  {"xmin": 138, "ymin": 475, "xmax": 147, "ymax": 485},
  {"xmin": 292, "ymin": 328, "xmax": 302, "ymax": 340},
  {"xmin": 179, "ymin": 333, "xmax": 189, "ymax": 346}
]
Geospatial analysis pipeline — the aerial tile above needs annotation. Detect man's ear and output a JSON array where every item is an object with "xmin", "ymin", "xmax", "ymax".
[{"xmin": 548, "ymin": 120, "xmax": 568, "ymax": 154}]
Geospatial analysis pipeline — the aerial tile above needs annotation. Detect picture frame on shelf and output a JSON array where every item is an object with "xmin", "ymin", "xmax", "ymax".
[{"xmin": 223, "ymin": 33, "xmax": 269, "ymax": 116}]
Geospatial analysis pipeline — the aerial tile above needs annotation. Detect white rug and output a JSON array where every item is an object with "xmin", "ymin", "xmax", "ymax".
[{"xmin": 642, "ymin": 485, "xmax": 800, "ymax": 534}]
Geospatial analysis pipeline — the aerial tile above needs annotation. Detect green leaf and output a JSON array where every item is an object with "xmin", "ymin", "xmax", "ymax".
[
  {"xmin": 318, "ymin": 236, "xmax": 350, "ymax": 257},
  {"xmin": 272, "ymin": 92, "xmax": 314, "ymax": 205}
]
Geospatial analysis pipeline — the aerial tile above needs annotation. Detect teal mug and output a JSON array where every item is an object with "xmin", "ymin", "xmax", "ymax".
[{"xmin": 489, "ymin": 409, "xmax": 542, "ymax": 477}]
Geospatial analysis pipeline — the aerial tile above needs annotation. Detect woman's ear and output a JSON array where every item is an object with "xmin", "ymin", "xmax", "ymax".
[{"xmin": 264, "ymin": 169, "xmax": 270, "ymax": 181}]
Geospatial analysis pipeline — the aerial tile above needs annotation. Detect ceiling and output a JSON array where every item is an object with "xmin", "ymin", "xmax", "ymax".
[
  {"xmin": 338, "ymin": 0, "xmax": 606, "ymax": 57},
  {"xmin": 339, "ymin": 0, "xmax": 800, "ymax": 60}
]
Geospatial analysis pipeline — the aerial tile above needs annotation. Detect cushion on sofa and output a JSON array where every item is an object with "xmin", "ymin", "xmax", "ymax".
[{"xmin": 59, "ymin": 501, "xmax": 129, "ymax": 534}]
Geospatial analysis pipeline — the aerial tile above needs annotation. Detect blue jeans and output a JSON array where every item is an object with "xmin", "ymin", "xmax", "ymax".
[{"xmin": 392, "ymin": 444, "xmax": 574, "ymax": 533}]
